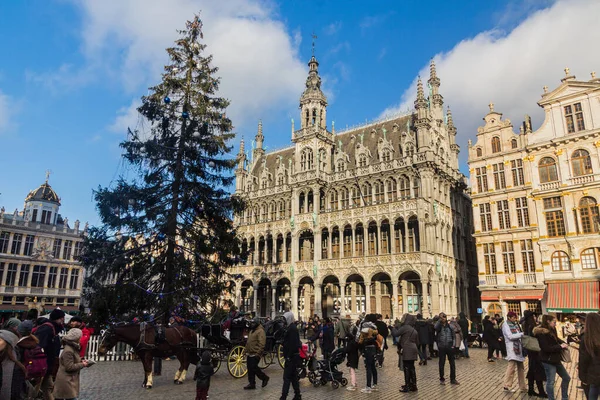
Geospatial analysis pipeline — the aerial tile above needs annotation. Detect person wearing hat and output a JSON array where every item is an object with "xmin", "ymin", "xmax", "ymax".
[
  {"xmin": 69, "ymin": 317, "xmax": 91, "ymax": 358},
  {"xmin": 52, "ymin": 328, "xmax": 89, "ymax": 400},
  {"xmin": 244, "ymin": 317, "xmax": 269, "ymax": 390},
  {"xmin": 3, "ymin": 317, "xmax": 22, "ymax": 338},
  {"xmin": 35, "ymin": 308, "xmax": 65, "ymax": 400},
  {"xmin": 501, "ymin": 311, "xmax": 527, "ymax": 393},
  {"xmin": 18, "ymin": 308, "xmax": 39, "ymax": 337},
  {"xmin": 0, "ymin": 329, "xmax": 27, "ymax": 399}
]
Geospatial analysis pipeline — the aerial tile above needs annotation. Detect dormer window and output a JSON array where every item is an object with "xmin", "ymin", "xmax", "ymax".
[
  {"xmin": 565, "ymin": 103, "xmax": 585, "ymax": 133},
  {"xmin": 261, "ymin": 180, "xmax": 268, "ymax": 189},
  {"xmin": 491, "ymin": 136, "xmax": 501, "ymax": 153},
  {"xmin": 382, "ymin": 150, "xmax": 391, "ymax": 162},
  {"xmin": 476, "ymin": 148, "xmax": 483, "ymax": 157},
  {"xmin": 337, "ymin": 160, "xmax": 346, "ymax": 172},
  {"xmin": 358, "ymin": 154, "xmax": 368, "ymax": 167},
  {"xmin": 511, "ymin": 139, "xmax": 518, "ymax": 149}
]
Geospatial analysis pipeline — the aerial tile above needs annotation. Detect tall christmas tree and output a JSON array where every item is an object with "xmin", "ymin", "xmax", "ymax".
[{"xmin": 81, "ymin": 15, "xmax": 243, "ymax": 324}]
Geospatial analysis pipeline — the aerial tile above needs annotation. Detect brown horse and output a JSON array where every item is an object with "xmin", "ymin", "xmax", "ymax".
[{"xmin": 98, "ymin": 322, "xmax": 199, "ymax": 388}]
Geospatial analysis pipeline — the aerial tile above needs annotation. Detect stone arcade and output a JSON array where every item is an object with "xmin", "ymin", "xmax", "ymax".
[{"xmin": 230, "ymin": 56, "xmax": 478, "ymax": 320}]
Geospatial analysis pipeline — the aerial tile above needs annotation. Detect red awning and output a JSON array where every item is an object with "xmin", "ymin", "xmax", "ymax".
[
  {"xmin": 481, "ymin": 290, "xmax": 545, "ymax": 301},
  {"xmin": 546, "ymin": 281, "xmax": 600, "ymax": 313}
]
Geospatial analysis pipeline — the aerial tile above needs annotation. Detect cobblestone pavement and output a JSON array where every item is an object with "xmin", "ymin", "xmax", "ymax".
[{"xmin": 80, "ymin": 345, "xmax": 586, "ymax": 400}]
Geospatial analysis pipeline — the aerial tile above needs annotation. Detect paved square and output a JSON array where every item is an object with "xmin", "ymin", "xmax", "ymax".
[{"xmin": 80, "ymin": 346, "xmax": 586, "ymax": 399}]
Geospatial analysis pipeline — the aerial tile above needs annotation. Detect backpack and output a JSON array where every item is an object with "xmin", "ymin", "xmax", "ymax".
[{"xmin": 27, "ymin": 322, "xmax": 56, "ymax": 379}]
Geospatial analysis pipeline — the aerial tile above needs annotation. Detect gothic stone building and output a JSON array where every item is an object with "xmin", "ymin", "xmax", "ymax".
[
  {"xmin": 0, "ymin": 178, "xmax": 86, "ymax": 317},
  {"xmin": 231, "ymin": 56, "xmax": 477, "ymax": 321},
  {"xmin": 468, "ymin": 68, "xmax": 600, "ymax": 317}
]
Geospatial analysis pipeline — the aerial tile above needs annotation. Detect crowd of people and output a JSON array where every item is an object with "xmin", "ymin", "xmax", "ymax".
[
  {"xmin": 193, "ymin": 309, "xmax": 600, "ymax": 400},
  {"xmin": 0, "ymin": 308, "xmax": 92, "ymax": 399}
]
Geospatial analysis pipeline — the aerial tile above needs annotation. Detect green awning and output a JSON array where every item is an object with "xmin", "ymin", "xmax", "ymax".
[{"xmin": 546, "ymin": 308, "xmax": 599, "ymax": 313}]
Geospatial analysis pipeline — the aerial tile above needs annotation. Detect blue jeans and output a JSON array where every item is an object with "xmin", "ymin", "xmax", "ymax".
[
  {"xmin": 462, "ymin": 339, "xmax": 469, "ymax": 357},
  {"xmin": 542, "ymin": 362, "xmax": 571, "ymax": 400},
  {"xmin": 589, "ymin": 384, "xmax": 599, "ymax": 400}
]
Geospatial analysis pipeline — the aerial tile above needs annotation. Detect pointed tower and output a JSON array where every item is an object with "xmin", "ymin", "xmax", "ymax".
[
  {"xmin": 253, "ymin": 120, "xmax": 265, "ymax": 160},
  {"xmin": 414, "ymin": 77, "xmax": 431, "ymax": 151},
  {"xmin": 298, "ymin": 56, "xmax": 328, "ymax": 132},
  {"xmin": 447, "ymin": 107, "xmax": 460, "ymax": 169},
  {"xmin": 428, "ymin": 59, "xmax": 444, "ymax": 121},
  {"xmin": 235, "ymin": 138, "xmax": 248, "ymax": 192}
]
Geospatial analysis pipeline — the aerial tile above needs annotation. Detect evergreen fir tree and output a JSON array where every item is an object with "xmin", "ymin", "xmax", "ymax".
[{"xmin": 81, "ymin": 15, "xmax": 243, "ymax": 324}]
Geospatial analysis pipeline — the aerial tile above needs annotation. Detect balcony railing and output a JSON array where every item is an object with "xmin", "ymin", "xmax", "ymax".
[
  {"xmin": 571, "ymin": 175, "xmax": 594, "ymax": 185},
  {"xmin": 539, "ymin": 181, "xmax": 560, "ymax": 191},
  {"xmin": 523, "ymin": 272, "xmax": 537, "ymax": 284},
  {"xmin": 485, "ymin": 275, "xmax": 498, "ymax": 285}
]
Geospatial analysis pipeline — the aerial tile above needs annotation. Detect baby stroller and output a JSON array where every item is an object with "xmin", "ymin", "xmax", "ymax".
[
  {"xmin": 308, "ymin": 347, "xmax": 348, "ymax": 389},
  {"xmin": 298, "ymin": 343, "xmax": 317, "ymax": 379}
]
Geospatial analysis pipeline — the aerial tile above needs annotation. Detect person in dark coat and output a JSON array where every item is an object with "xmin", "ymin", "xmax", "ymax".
[
  {"xmin": 534, "ymin": 315, "xmax": 570, "ymax": 400},
  {"xmin": 35, "ymin": 308, "xmax": 65, "ymax": 400},
  {"xmin": 521, "ymin": 311, "xmax": 547, "ymax": 397},
  {"xmin": 579, "ymin": 313, "xmax": 600, "ymax": 400},
  {"xmin": 392, "ymin": 314, "xmax": 419, "ymax": 392},
  {"xmin": 194, "ymin": 350, "xmax": 215, "ymax": 400},
  {"xmin": 0, "ymin": 330, "xmax": 27, "ymax": 399},
  {"xmin": 495, "ymin": 314, "xmax": 507, "ymax": 358},
  {"xmin": 320, "ymin": 318, "xmax": 335, "ymax": 360},
  {"xmin": 374, "ymin": 314, "xmax": 389, "ymax": 367},
  {"xmin": 458, "ymin": 312, "xmax": 470, "ymax": 358},
  {"xmin": 344, "ymin": 330, "xmax": 359, "ymax": 391},
  {"xmin": 435, "ymin": 313, "xmax": 459, "ymax": 385},
  {"xmin": 414, "ymin": 314, "xmax": 430, "ymax": 365},
  {"xmin": 483, "ymin": 316, "xmax": 499, "ymax": 362},
  {"xmin": 280, "ymin": 312, "xmax": 301, "ymax": 400},
  {"xmin": 429, "ymin": 317, "xmax": 438, "ymax": 358}
]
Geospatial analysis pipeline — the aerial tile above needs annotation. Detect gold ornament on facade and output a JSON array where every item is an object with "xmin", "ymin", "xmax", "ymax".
[{"xmin": 554, "ymin": 149, "xmax": 563, "ymax": 156}]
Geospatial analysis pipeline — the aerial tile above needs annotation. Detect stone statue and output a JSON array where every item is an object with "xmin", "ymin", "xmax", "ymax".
[
  {"xmin": 84, "ymin": 222, "xmax": 89, "ymax": 232},
  {"xmin": 290, "ymin": 265, "xmax": 294, "ymax": 281},
  {"xmin": 289, "ymin": 216, "xmax": 295, "ymax": 229},
  {"xmin": 436, "ymin": 258, "xmax": 441, "ymax": 275},
  {"xmin": 312, "ymin": 212, "xmax": 317, "ymax": 227},
  {"xmin": 74, "ymin": 220, "xmax": 80, "ymax": 231},
  {"xmin": 433, "ymin": 201, "xmax": 439, "ymax": 217},
  {"xmin": 0, "ymin": 207, "xmax": 4, "ymax": 218},
  {"xmin": 63, "ymin": 217, "xmax": 69, "ymax": 227},
  {"xmin": 313, "ymin": 264, "xmax": 318, "ymax": 278},
  {"xmin": 24, "ymin": 209, "xmax": 30, "ymax": 222},
  {"xmin": 382, "ymin": 126, "xmax": 387, "ymax": 140},
  {"xmin": 13, "ymin": 209, "xmax": 18, "ymax": 219}
]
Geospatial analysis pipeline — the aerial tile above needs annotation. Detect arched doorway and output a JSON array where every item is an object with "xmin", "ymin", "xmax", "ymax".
[
  {"xmin": 322, "ymin": 275, "xmax": 340, "ymax": 318},
  {"xmin": 240, "ymin": 280, "xmax": 254, "ymax": 313},
  {"xmin": 399, "ymin": 271, "xmax": 422, "ymax": 314},
  {"xmin": 298, "ymin": 276, "xmax": 315, "ymax": 320},
  {"xmin": 276, "ymin": 278, "xmax": 292, "ymax": 315},
  {"xmin": 371, "ymin": 272, "xmax": 393, "ymax": 318},
  {"xmin": 345, "ymin": 274, "xmax": 366, "ymax": 316},
  {"xmin": 257, "ymin": 278, "xmax": 272, "ymax": 317},
  {"xmin": 298, "ymin": 230, "xmax": 314, "ymax": 261}
]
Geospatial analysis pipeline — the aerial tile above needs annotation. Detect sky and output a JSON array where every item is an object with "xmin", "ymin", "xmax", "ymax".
[{"xmin": 1, "ymin": 0, "xmax": 599, "ymax": 226}]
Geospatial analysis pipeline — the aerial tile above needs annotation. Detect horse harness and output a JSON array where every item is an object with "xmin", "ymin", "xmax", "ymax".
[{"xmin": 135, "ymin": 322, "xmax": 186, "ymax": 351}]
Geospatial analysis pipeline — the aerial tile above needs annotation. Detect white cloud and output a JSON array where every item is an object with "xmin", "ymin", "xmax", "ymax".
[
  {"xmin": 324, "ymin": 21, "xmax": 342, "ymax": 36},
  {"xmin": 109, "ymin": 99, "xmax": 142, "ymax": 134},
  {"xmin": 72, "ymin": 0, "xmax": 306, "ymax": 132},
  {"xmin": 0, "ymin": 90, "xmax": 13, "ymax": 133},
  {"xmin": 329, "ymin": 41, "xmax": 351, "ymax": 55},
  {"xmin": 381, "ymin": 0, "xmax": 600, "ymax": 166}
]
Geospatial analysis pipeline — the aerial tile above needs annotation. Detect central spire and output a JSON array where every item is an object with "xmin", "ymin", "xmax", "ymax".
[{"xmin": 299, "ymin": 52, "xmax": 327, "ymax": 130}]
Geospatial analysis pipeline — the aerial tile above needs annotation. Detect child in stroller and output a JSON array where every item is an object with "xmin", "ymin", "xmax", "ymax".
[{"xmin": 307, "ymin": 347, "xmax": 348, "ymax": 389}]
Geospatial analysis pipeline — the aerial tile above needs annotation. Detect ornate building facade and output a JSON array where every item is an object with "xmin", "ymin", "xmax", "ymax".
[
  {"xmin": 468, "ymin": 68, "xmax": 600, "ymax": 317},
  {"xmin": 0, "ymin": 177, "xmax": 86, "ymax": 316},
  {"xmin": 231, "ymin": 56, "xmax": 477, "ymax": 320}
]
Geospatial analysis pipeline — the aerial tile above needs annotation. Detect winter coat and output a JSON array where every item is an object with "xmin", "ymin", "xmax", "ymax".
[
  {"xmin": 414, "ymin": 318, "xmax": 430, "ymax": 345},
  {"xmin": 483, "ymin": 319, "xmax": 498, "ymax": 349},
  {"xmin": 434, "ymin": 321, "xmax": 455, "ymax": 349},
  {"xmin": 282, "ymin": 322, "xmax": 301, "ymax": 359},
  {"xmin": 501, "ymin": 320, "xmax": 525, "ymax": 362},
  {"xmin": 450, "ymin": 320, "xmax": 463, "ymax": 348},
  {"xmin": 194, "ymin": 352, "xmax": 215, "ymax": 389},
  {"xmin": 0, "ymin": 356, "xmax": 26, "ymax": 400},
  {"xmin": 392, "ymin": 315, "xmax": 419, "ymax": 361},
  {"xmin": 334, "ymin": 319, "xmax": 350, "ymax": 339},
  {"xmin": 344, "ymin": 334, "xmax": 359, "ymax": 369},
  {"xmin": 358, "ymin": 322, "xmax": 378, "ymax": 350},
  {"xmin": 522, "ymin": 318, "xmax": 545, "ymax": 382},
  {"xmin": 34, "ymin": 320, "xmax": 62, "ymax": 376},
  {"xmin": 374, "ymin": 320, "xmax": 389, "ymax": 338},
  {"xmin": 533, "ymin": 326, "xmax": 564, "ymax": 366},
  {"xmin": 53, "ymin": 340, "xmax": 84, "ymax": 399},
  {"xmin": 321, "ymin": 323, "xmax": 335, "ymax": 353},
  {"xmin": 458, "ymin": 313, "xmax": 469, "ymax": 338},
  {"xmin": 245, "ymin": 324, "xmax": 266, "ymax": 357},
  {"xmin": 78, "ymin": 324, "xmax": 92, "ymax": 358},
  {"xmin": 578, "ymin": 333, "xmax": 600, "ymax": 385}
]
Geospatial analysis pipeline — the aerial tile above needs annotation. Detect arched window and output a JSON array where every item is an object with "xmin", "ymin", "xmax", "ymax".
[
  {"xmin": 337, "ymin": 160, "xmax": 346, "ymax": 172},
  {"xmin": 374, "ymin": 180, "xmax": 384, "ymax": 203},
  {"xmin": 571, "ymin": 149, "xmax": 593, "ymax": 176},
  {"xmin": 491, "ymin": 137, "xmax": 501, "ymax": 153},
  {"xmin": 579, "ymin": 196, "xmax": 599, "ymax": 234},
  {"xmin": 551, "ymin": 251, "xmax": 571, "ymax": 271},
  {"xmin": 319, "ymin": 148, "xmax": 327, "ymax": 170},
  {"xmin": 476, "ymin": 148, "xmax": 483, "ymax": 157},
  {"xmin": 539, "ymin": 157, "xmax": 558, "ymax": 183},
  {"xmin": 405, "ymin": 144, "xmax": 415, "ymax": 157},
  {"xmin": 386, "ymin": 178, "xmax": 397, "ymax": 201},
  {"xmin": 511, "ymin": 139, "xmax": 518, "ymax": 149},
  {"xmin": 261, "ymin": 179, "xmax": 268, "ymax": 189},
  {"xmin": 358, "ymin": 154, "xmax": 368, "ymax": 167},
  {"xmin": 277, "ymin": 174, "xmax": 284, "ymax": 186},
  {"xmin": 301, "ymin": 148, "xmax": 313, "ymax": 171},
  {"xmin": 581, "ymin": 248, "xmax": 599, "ymax": 269},
  {"xmin": 351, "ymin": 186, "xmax": 360, "ymax": 207},
  {"xmin": 278, "ymin": 201, "xmax": 285, "ymax": 219},
  {"xmin": 382, "ymin": 149, "xmax": 391, "ymax": 162},
  {"xmin": 340, "ymin": 187, "xmax": 349, "ymax": 209},
  {"xmin": 399, "ymin": 175, "xmax": 410, "ymax": 199},
  {"xmin": 330, "ymin": 189, "xmax": 338, "ymax": 211},
  {"xmin": 270, "ymin": 202, "xmax": 276, "ymax": 221},
  {"xmin": 362, "ymin": 183, "xmax": 372, "ymax": 205},
  {"xmin": 487, "ymin": 303, "xmax": 502, "ymax": 317}
]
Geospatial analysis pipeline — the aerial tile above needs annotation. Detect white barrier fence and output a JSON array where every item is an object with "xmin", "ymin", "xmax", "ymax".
[{"xmin": 84, "ymin": 334, "xmax": 207, "ymax": 362}]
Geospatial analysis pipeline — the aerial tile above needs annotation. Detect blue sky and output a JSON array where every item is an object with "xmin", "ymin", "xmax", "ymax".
[{"xmin": 1, "ymin": 0, "xmax": 599, "ymax": 226}]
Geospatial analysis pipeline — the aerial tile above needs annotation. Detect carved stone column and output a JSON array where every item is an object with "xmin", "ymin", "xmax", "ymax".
[
  {"xmin": 339, "ymin": 281, "xmax": 346, "ymax": 317},
  {"xmin": 315, "ymin": 283, "xmax": 322, "ymax": 317},
  {"xmin": 291, "ymin": 284, "xmax": 299, "ymax": 317},
  {"xmin": 253, "ymin": 285, "xmax": 259, "ymax": 314},
  {"xmin": 365, "ymin": 281, "xmax": 371, "ymax": 314},
  {"xmin": 271, "ymin": 285, "xmax": 277, "ymax": 319},
  {"xmin": 392, "ymin": 280, "xmax": 399, "ymax": 319}
]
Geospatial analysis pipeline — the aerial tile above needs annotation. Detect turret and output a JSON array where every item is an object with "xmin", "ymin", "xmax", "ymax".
[
  {"xmin": 428, "ymin": 59, "xmax": 444, "ymax": 121},
  {"xmin": 299, "ymin": 56, "xmax": 328, "ymax": 130},
  {"xmin": 414, "ymin": 77, "xmax": 430, "ymax": 150},
  {"xmin": 253, "ymin": 120, "xmax": 265, "ymax": 160}
]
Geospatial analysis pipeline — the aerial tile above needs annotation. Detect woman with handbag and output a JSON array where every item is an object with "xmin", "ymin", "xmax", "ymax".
[
  {"xmin": 391, "ymin": 314, "xmax": 419, "ymax": 393},
  {"xmin": 579, "ymin": 313, "xmax": 600, "ymax": 400},
  {"xmin": 533, "ymin": 315, "xmax": 571, "ymax": 400},
  {"xmin": 501, "ymin": 311, "xmax": 527, "ymax": 393},
  {"xmin": 522, "ymin": 310, "xmax": 547, "ymax": 398}
]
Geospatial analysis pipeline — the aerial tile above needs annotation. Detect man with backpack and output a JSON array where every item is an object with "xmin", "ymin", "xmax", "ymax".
[{"xmin": 35, "ymin": 308, "xmax": 65, "ymax": 400}]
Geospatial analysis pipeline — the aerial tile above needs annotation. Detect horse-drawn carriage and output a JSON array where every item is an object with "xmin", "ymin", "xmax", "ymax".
[{"xmin": 198, "ymin": 315, "xmax": 287, "ymax": 378}]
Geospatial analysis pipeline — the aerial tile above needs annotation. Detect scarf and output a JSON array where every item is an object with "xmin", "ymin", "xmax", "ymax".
[
  {"xmin": 507, "ymin": 320, "xmax": 522, "ymax": 356},
  {"xmin": 1, "ymin": 358, "xmax": 15, "ymax": 400}
]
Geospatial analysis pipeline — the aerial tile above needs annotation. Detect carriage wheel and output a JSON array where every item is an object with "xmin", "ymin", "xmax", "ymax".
[
  {"xmin": 276, "ymin": 344, "xmax": 285, "ymax": 368},
  {"xmin": 211, "ymin": 354, "xmax": 222, "ymax": 374},
  {"xmin": 227, "ymin": 345, "xmax": 248, "ymax": 378},
  {"xmin": 259, "ymin": 351, "xmax": 273, "ymax": 369}
]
